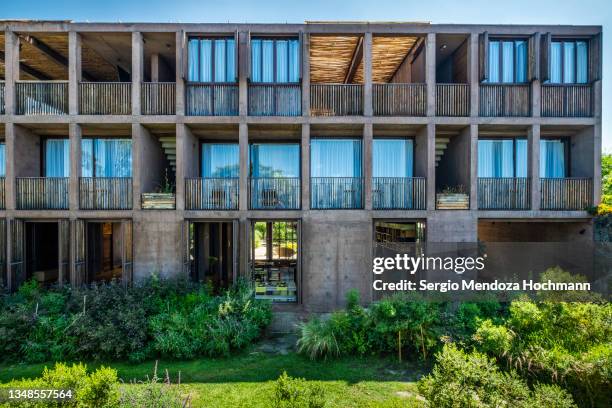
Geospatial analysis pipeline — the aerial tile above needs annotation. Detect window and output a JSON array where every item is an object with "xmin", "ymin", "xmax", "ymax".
[
  {"xmin": 310, "ymin": 139, "xmax": 362, "ymax": 177},
  {"xmin": 540, "ymin": 139, "xmax": 567, "ymax": 178},
  {"xmin": 550, "ymin": 40, "xmax": 588, "ymax": 84},
  {"xmin": 201, "ymin": 143, "xmax": 239, "ymax": 177},
  {"xmin": 488, "ymin": 39, "xmax": 528, "ymax": 83},
  {"xmin": 44, "ymin": 139, "xmax": 70, "ymax": 177},
  {"xmin": 373, "ymin": 139, "xmax": 413, "ymax": 177},
  {"xmin": 478, "ymin": 138, "xmax": 527, "ymax": 177},
  {"xmin": 0, "ymin": 143, "xmax": 5, "ymax": 177},
  {"xmin": 249, "ymin": 143, "xmax": 300, "ymax": 178},
  {"xmin": 188, "ymin": 37, "xmax": 236, "ymax": 82},
  {"xmin": 81, "ymin": 139, "xmax": 132, "ymax": 177},
  {"xmin": 251, "ymin": 38, "xmax": 300, "ymax": 83}
]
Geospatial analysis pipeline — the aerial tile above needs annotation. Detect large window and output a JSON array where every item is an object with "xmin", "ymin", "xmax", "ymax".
[
  {"xmin": 0, "ymin": 143, "xmax": 5, "ymax": 177},
  {"xmin": 81, "ymin": 139, "xmax": 132, "ymax": 177},
  {"xmin": 201, "ymin": 143, "xmax": 239, "ymax": 178},
  {"xmin": 251, "ymin": 38, "xmax": 300, "ymax": 83},
  {"xmin": 44, "ymin": 139, "xmax": 70, "ymax": 177},
  {"xmin": 550, "ymin": 40, "xmax": 588, "ymax": 84},
  {"xmin": 373, "ymin": 139, "xmax": 413, "ymax": 177},
  {"xmin": 310, "ymin": 139, "xmax": 362, "ymax": 177},
  {"xmin": 249, "ymin": 143, "xmax": 300, "ymax": 178},
  {"xmin": 188, "ymin": 37, "xmax": 236, "ymax": 83},
  {"xmin": 478, "ymin": 138, "xmax": 527, "ymax": 177},
  {"xmin": 540, "ymin": 139, "xmax": 567, "ymax": 178},
  {"xmin": 488, "ymin": 39, "xmax": 528, "ymax": 83}
]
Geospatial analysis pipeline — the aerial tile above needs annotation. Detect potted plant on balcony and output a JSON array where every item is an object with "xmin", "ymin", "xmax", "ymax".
[
  {"xmin": 142, "ymin": 169, "xmax": 176, "ymax": 209},
  {"xmin": 436, "ymin": 185, "xmax": 469, "ymax": 210}
]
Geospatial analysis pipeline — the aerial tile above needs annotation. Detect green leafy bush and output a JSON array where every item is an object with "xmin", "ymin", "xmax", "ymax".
[{"xmin": 272, "ymin": 371, "xmax": 325, "ymax": 408}]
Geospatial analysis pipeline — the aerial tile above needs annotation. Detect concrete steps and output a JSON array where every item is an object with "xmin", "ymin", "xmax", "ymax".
[
  {"xmin": 435, "ymin": 137, "xmax": 450, "ymax": 167},
  {"xmin": 159, "ymin": 136, "xmax": 176, "ymax": 172}
]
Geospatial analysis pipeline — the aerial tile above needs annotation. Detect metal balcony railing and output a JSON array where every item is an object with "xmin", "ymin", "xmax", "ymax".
[
  {"xmin": 436, "ymin": 83, "xmax": 470, "ymax": 116},
  {"xmin": 372, "ymin": 177, "xmax": 426, "ymax": 210},
  {"xmin": 79, "ymin": 82, "xmax": 132, "ymax": 115},
  {"xmin": 79, "ymin": 177, "xmax": 133, "ymax": 210},
  {"xmin": 310, "ymin": 84, "xmax": 363, "ymax": 116},
  {"xmin": 16, "ymin": 177, "xmax": 69, "ymax": 210},
  {"xmin": 248, "ymin": 83, "xmax": 301, "ymax": 116},
  {"xmin": 185, "ymin": 177, "xmax": 239, "ymax": 210},
  {"xmin": 373, "ymin": 83, "xmax": 427, "ymax": 116},
  {"xmin": 479, "ymin": 83, "xmax": 531, "ymax": 117},
  {"xmin": 540, "ymin": 177, "xmax": 592, "ymax": 210},
  {"xmin": 311, "ymin": 177, "xmax": 363, "ymax": 209},
  {"xmin": 541, "ymin": 84, "xmax": 593, "ymax": 117},
  {"xmin": 249, "ymin": 177, "xmax": 300, "ymax": 209},
  {"xmin": 16, "ymin": 81, "xmax": 69, "ymax": 115},
  {"xmin": 185, "ymin": 83, "xmax": 238, "ymax": 116},
  {"xmin": 141, "ymin": 82, "xmax": 176, "ymax": 115},
  {"xmin": 477, "ymin": 177, "xmax": 530, "ymax": 210}
]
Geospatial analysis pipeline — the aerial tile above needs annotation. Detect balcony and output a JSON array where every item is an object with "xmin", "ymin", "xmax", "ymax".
[
  {"xmin": 436, "ymin": 84, "xmax": 470, "ymax": 116},
  {"xmin": 310, "ymin": 84, "xmax": 363, "ymax": 116},
  {"xmin": 141, "ymin": 82, "xmax": 176, "ymax": 115},
  {"xmin": 540, "ymin": 177, "xmax": 592, "ymax": 211},
  {"xmin": 372, "ymin": 177, "xmax": 426, "ymax": 210},
  {"xmin": 248, "ymin": 84, "xmax": 301, "ymax": 116},
  {"xmin": 479, "ymin": 83, "xmax": 531, "ymax": 117},
  {"xmin": 373, "ymin": 83, "xmax": 426, "ymax": 116},
  {"xmin": 478, "ymin": 177, "xmax": 530, "ymax": 210},
  {"xmin": 541, "ymin": 84, "xmax": 593, "ymax": 117},
  {"xmin": 311, "ymin": 177, "xmax": 363, "ymax": 209},
  {"xmin": 249, "ymin": 177, "xmax": 300, "ymax": 210},
  {"xmin": 79, "ymin": 177, "xmax": 133, "ymax": 210},
  {"xmin": 185, "ymin": 83, "xmax": 238, "ymax": 116},
  {"xmin": 0, "ymin": 81, "xmax": 4, "ymax": 114},
  {"xmin": 16, "ymin": 177, "xmax": 69, "ymax": 210},
  {"xmin": 16, "ymin": 81, "xmax": 68, "ymax": 115},
  {"xmin": 0, "ymin": 177, "xmax": 5, "ymax": 209},
  {"xmin": 185, "ymin": 177, "xmax": 239, "ymax": 210},
  {"xmin": 79, "ymin": 82, "xmax": 132, "ymax": 115}
]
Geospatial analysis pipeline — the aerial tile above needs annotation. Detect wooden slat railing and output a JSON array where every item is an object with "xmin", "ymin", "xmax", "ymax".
[
  {"xmin": 372, "ymin": 177, "xmax": 426, "ymax": 210},
  {"xmin": 16, "ymin": 177, "xmax": 69, "ymax": 210},
  {"xmin": 79, "ymin": 177, "xmax": 133, "ymax": 210},
  {"xmin": 310, "ymin": 84, "xmax": 363, "ymax": 116},
  {"xmin": 0, "ymin": 177, "xmax": 5, "ymax": 209},
  {"xmin": 478, "ymin": 177, "xmax": 530, "ymax": 210},
  {"xmin": 79, "ymin": 82, "xmax": 132, "ymax": 115},
  {"xmin": 249, "ymin": 177, "xmax": 300, "ymax": 209},
  {"xmin": 185, "ymin": 177, "xmax": 239, "ymax": 210},
  {"xmin": 479, "ymin": 83, "xmax": 531, "ymax": 117},
  {"xmin": 541, "ymin": 84, "xmax": 593, "ymax": 117},
  {"xmin": 540, "ymin": 178, "xmax": 592, "ymax": 210},
  {"xmin": 436, "ymin": 83, "xmax": 470, "ymax": 116},
  {"xmin": 373, "ymin": 83, "xmax": 426, "ymax": 116},
  {"xmin": 248, "ymin": 84, "xmax": 301, "ymax": 116},
  {"xmin": 0, "ymin": 82, "xmax": 5, "ymax": 114},
  {"xmin": 311, "ymin": 177, "xmax": 363, "ymax": 209},
  {"xmin": 141, "ymin": 82, "xmax": 176, "ymax": 115},
  {"xmin": 16, "ymin": 81, "xmax": 68, "ymax": 115},
  {"xmin": 186, "ymin": 83, "xmax": 238, "ymax": 116}
]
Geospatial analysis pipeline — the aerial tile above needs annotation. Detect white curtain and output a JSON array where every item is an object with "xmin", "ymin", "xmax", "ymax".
[
  {"xmin": 540, "ymin": 140, "xmax": 566, "ymax": 178},
  {"xmin": 310, "ymin": 139, "xmax": 362, "ymax": 177},
  {"xmin": 45, "ymin": 139, "xmax": 70, "ymax": 177},
  {"xmin": 201, "ymin": 143, "xmax": 239, "ymax": 177},
  {"xmin": 250, "ymin": 144, "xmax": 299, "ymax": 177},
  {"xmin": 373, "ymin": 139, "xmax": 413, "ymax": 177}
]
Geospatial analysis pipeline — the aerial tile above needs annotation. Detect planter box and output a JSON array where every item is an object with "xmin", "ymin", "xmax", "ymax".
[
  {"xmin": 436, "ymin": 193, "xmax": 469, "ymax": 210},
  {"xmin": 142, "ymin": 193, "xmax": 175, "ymax": 209}
]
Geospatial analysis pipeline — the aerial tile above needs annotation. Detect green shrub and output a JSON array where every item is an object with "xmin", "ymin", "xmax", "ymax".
[
  {"xmin": 118, "ymin": 363, "xmax": 189, "ymax": 408},
  {"xmin": 272, "ymin": 371, "xmax": 325, "ymax": 408},
  {"xmin": 296, "ymin": 317, "xmax": 340, "ymax": 360}
]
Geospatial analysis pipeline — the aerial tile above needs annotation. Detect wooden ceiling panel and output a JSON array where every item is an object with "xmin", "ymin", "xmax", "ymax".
[
  {"xmin": 17, "ymin": 33, "xmax": 69, "ymax": 80},
  {"xmin": 353, "ymin": 36, "xmax": 418, "ymax": 83},
  {"xmin": 309, "ymin": 35, "xmax": 360, "ymax": 84}
]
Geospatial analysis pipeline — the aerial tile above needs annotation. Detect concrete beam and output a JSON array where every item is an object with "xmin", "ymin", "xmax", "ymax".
[
  {"xmin": 301, "ymin": 123, "xmax": 310, "ymax": 210},
  {"xmin": 301, "ymin": 32, "xmax": 310, "ymax": 117},
  {"xmin": 426, "ymin": 33, "xmax": 436, "ymax": 117},
  {"xmin": 468, "ymin": 33, "xmax": 479, "ymax": 117},
  {"xmin": 175, "ymin": 30, "xmax": 185, "ymax": 116},
  {"xmin": 239, "ymin": 31, "xmax": 248, "ymax": 116},
  {"xmin": 363, "ymin": 123, "xmax": 373, "ymax": 210},
  {"xmin": 68, "ymin": 31, "xmax": 82, "ymax": 115},
  {"xmin": 4, "ymin": 123, "xmax": 16, "ymax": 210},
  {"xmin": 68, "ymin": 123, "xmax": 82, "ymax": 211},
  {"xmin": 363, "ymin": 32, "xmax": 373, "ymax": 117},
  {"xmin": 528, "ymin": 124, "xmax": 540, "ymax": 210},
  {"xmin": 468, "ymin": 124, "xmax": 478, "ymax": 209},
  {"xmin": 4, "ymin": 31, "xmax": 19, "ymax": 115},
  {"xmin": 132, "ymin": 123, "xmax": 143, "ymax": 210},
  {"xmin": 239, "ymin": 123, "xmax": 248, "ymax": 211},
  {"xmin": 132, "ymin": 32, "xmax": 143, "ymax": 115}
]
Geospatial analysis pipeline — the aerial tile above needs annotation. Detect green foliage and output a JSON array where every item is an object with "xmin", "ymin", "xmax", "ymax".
[
  {"xmin": 118, "ymin": 363, "xmax": 189, "ymax": 408},
  {"xmin": 273, "ymin": 371, "xmax": 325, "ymax": 408},
  {"xmin": 601, "ymin": 153, "xmax": 612, "ymax": 197},
  {"xmin": 296, "ymin": 317, "xmax": 340, "ymax": 361}
]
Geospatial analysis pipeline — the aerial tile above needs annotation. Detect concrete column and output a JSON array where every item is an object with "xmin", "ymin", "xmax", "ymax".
[
  {"xmin": 363, "ymin": 123, "xmax": 373, "ymax": 210},
  {"xmin": 426, "ymin": 33, "xmax": 436, "ymax": 117},
  {"xmin": 468, "ymin": 124, "xmax": 478, "ymax": 209},
  {"xmin": 4, "ymin": 123, "xmax": 16, "ymax": 210},
  {"xmin": 417, "ymin": 124, "xmax": 436, "ymax": 210},
  {"xmin": 175, "ymin": 31, "xmax": 185, "ymax": 116},
  {"xmin": 239, "ymin": 31, "xmax": 249, "ymax": 117},
  {"xmin": 132, "ymin": 32, "xmax": 144, "ymax": 115},
  {"xmin": 531, "ymin": 33, "xmax": 541, "ymax": 118},
  {"xmin": 593, "ymin": 121, "xmax": 602, "ymax": 205},
  {"xmin": 4, "ymin": 30, "xmax": 19, "ymax": 115},
  {"xmin": 68, "ymin": 123, "xmax": 82, "ymax": 211},
  {"xmin": 132, "ymin": 123, "xmax": 143, "ymax": 210},
  {"xmin": 301, "ymin": 124, "xmax": 310, "ymax": 210},
  {"xmin": 175, "ymin": 124, "xmax": 186, "ymax": 210},
  {"xmin": 68, "ymin": 31, "xmax": 82, "ymax": 115},
  {"xmin": 151, "ymin": 53, "xmax": 160, "ymax": 82},
  {"xmin": 301, "ymin": 32, "xmax": 310, "ymax": 117},
  {"xmin": 363, "ymin": 32, "xmax": 373, "ymax": 117},
  {"xmin": 468, "ymin": 33, "xmax": 479, "ymax": 117},
  {"xmin": 528, "ymin": 124, "xmax": 541, "ymax": 210},
  {"xmin": 238, "ymin": 123, "xmax": 248, "ymax": 211}
]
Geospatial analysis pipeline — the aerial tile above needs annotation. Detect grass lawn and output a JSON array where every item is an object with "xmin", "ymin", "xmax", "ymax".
[{"xmin": 0, "ymin": 349, "xmax": 428, "ymax": 407}]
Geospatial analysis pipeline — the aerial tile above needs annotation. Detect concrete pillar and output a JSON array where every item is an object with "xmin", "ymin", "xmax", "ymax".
[
  {"xmin": 417, "ymin": 124, "xmax": 436, "ymax": 210},
  {"xmin": 4, "ymin": 30, "xmax": 19, "ymax": 115},
  {"xmin": 132, "ymin": 123, "xmax": 143, "ymax": 210},
  {"xmin": 175, "ymin": 124, "xmax": 186, "ymax": 210},
  {"xmin": 301, "ymin": 32, "xmax": 310, "ymax": 117},
  {"xmin": 68, "ymin": 123, "xmax": 82, "ymax": 211},
  {"xmin": 426, "ymin": 33, "xmax": 436, "ymax": 117},
  {"xmin": 301, "ymin": 124, "xmax": 310, "ymax": 210},
  {"xmin": 528, "ymin": 124, "xmax": 541, "ymax": 210},
  {"xmin": 468, "ymin": 124, "xmax": 478, "ymax": 209},
  {"xmin": 132, "ymin": 32, "xmax": 144, "ymax": 116},
  {"xmin": 151, "ymin": 53, "xmax": 160, "ymax": 82},
  {"xmin": 175, "ymin": 31, "xmax": 185, "ymax": 116},
  {"xmin": 593, "ymin": 79, "xmax": 602, "ymax": 205},
  {"xmin": 238, "ymin": 123, "xmax": 248, "ymax": 211},
  {"xmin": 531, "ymin": 33, "xmax": 541, "ymax": 118},
  {"xmin": 239, "ymin": 31, "xmax": 249, "ymax": 117},
  {"xmin": 363, "ymin": 32, "xmax": 373, "ymax": 117},
  {"xmin": 68, "ymin": 31, "xmax": 82, "ymax": 115},
  {"xmin": 363, "ymin": 123, "xmax": 373, "ymax": 210},
  {"xmin": 468, "ymin": 33, "xmax": 479, "ymax": 117},
  {"xmin": 4, "ymin": 123, "xmax": 16, "ymax": 210}
]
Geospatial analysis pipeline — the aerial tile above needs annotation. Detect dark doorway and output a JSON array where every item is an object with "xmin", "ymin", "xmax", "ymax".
[
  {"xmin": 25, "ymin": 222, "xmax": 59, "ymax": 287},
  {"xmin": 86, "ymin": 222, "xmax": 123, "ymax": 283},
  {"xmin": 191, "ymin": 221, "xmax": 235, "ymax": 292}
]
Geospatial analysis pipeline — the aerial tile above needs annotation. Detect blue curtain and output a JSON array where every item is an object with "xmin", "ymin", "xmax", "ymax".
[
  {"xmin": 188, "ymin": 38, "xmax": 236, "ymax": 82},
  {"xmin": 276, "ymin": 40, "xmax": 288, "ymax": 83},
  {"xmin": 576, "ymin": 41, "xmax": 588, "ymax": 83},
  {"xmin": 550, "ymin": 42, "xmax": 562, "ymax": 83},
  {"xmin": 199, "ymin": 39, "xmax": 213, "ymax": 82},
  {"xmin": 214, "ymin": 40, "xmax": 226, "ymax": 82},
  {"xmin": 550, "ymin": 41, "xmax": 588, "ymax": 84},
  {"xmin": 81, "ymin": 139, "xmax": 132, "ymax": 177},
  {"xmin": 478, "ymin": 139, "xmax": 514, "ymax": 177},
  {"xmin": 251, "ymin": 38, "xmax": 300, "ymax": 83},
  {"xmin": 311, "ymin": 139, "xmax": 362, "ymax": 177},
  {"xmin": 373, "ymin": 139, "xmax": 413, "ymax": 177},
  {"xmin": 188, "ymin": 39, "xmax": 199, "ymax": 81},
  {"xmin": 45, "ymin": 139, "xmax": 70, "ymax": 177},
  {"xmin": 201, "ymin": 143, "xmax": 239, "ymax": 177},
  {"xmin": 250, "ymin": 144, "xmax": 300, "ymax": 177},
  {"xmin": 289, "ymin": 40, "xmax": 300, "ymax": 82},
  {"xmin": 488, "ymin": 41, "xmax": 500, "ymax": 82},
  {"xmin": 515, "ymin": 139, "xmax": 528, "ymax": 178},
  {"xmin": 262, "ymin": 40, "xmax": 274, "ymax": 83},
  {"xmin": 515, "ymin": 40, "xmax": 527, "ymax": 82},
  {"xmin": 502, "ymin": 41, "xmax": 515, "ymax": 83},
  {"xmin": 540, "ymin": 140, "xmax": 566, "ymax": 178},
  {"xmin": 489, "ymin": 40, "xmax": 527, "ymax": 83},
  {"xmin": 0, "ymin": 143, "xmax": 5, "ymax": 177},
  {"xmin": 563, "ymin": 42, "xmax": 576, "ymax": 83}
]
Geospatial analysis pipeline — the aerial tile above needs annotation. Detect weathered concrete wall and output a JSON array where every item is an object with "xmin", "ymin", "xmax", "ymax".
[
  {"xmin": 427, "ymin": 211, "xmax": 478, "ymax": 242},
  {"xmin": 14, "ymin": 126, "xmax": 40, "ymax": 177},
  {"xmin": 571, "ymin": 127, "xmax": 595, "ymax": 178},
  {"xmin": 478, "ymin": 220, "xmax": 593, "ymax": 242},
  {"xmin": 133, "ymin": 212, "xmax": 183, "ymax": 280},
  {"xmin": 436, "ymin": 128, "xmax": 470, "ymax": 190}
]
